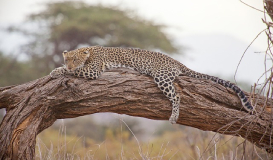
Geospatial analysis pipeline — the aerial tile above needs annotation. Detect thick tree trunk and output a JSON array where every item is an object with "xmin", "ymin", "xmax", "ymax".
[{"xmin": 0, "ymin": 68, "xmax": 272, "ymax": 159}]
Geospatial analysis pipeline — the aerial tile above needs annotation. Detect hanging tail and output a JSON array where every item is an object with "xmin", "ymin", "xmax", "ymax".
[{"xmin": 179, "ymin": 64, "xmax": 254, "ymax": 112}]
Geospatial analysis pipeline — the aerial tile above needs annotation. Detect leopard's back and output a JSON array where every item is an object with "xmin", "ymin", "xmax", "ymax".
[{"xmin": 93, "ymin": 46, "xmax": 182, "ymax": 76}]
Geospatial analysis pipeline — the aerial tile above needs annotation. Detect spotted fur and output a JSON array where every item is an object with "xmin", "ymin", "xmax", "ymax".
[{"xmin": 50, "ymin": 46, "xmax": 254, "ymax": 124}]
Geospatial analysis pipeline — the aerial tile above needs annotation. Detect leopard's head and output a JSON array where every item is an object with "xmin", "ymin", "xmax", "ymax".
[{"xmin": 62, "ymin": 48, "xmax": 91, "ymax": 72}]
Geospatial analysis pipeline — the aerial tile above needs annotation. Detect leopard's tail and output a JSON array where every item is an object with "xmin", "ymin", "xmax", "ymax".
[{"xmin": 178, "ymin": 64, "xmax": 254, "ymax": 112}]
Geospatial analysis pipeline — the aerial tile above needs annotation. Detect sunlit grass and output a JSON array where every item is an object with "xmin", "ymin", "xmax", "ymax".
[{"xmin": 36, "ymin": 119, "xmax": 270, "ymax": 160}]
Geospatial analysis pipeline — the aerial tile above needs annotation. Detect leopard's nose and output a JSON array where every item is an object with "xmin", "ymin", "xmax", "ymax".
[{"xmin": 67, "ymin": 67, "xmax": 72, "ymax": 71}]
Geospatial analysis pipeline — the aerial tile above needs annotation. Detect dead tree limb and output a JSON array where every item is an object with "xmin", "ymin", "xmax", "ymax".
[{"xmin": 0, "ymin": 68, "xmax": 272, "ymax": 159}]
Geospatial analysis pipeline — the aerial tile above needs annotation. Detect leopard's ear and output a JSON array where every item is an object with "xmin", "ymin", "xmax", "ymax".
[{"xmin": 83, "ymin": 50, "xmax": 90, "ymax": 58}]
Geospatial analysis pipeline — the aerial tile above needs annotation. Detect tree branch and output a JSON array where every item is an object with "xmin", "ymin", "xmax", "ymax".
[
  {"xmin": 0, "ymin": 68, "xmax": 272, "ymax": 159},
  {"xmin": 265, "ymin": 0, "xmax": 273, "ymax": 21}
]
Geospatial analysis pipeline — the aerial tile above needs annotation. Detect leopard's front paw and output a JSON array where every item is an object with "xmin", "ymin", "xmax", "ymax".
[{"xmin": 50, "ymin": 67, "xmax": 66, "ymax": 78}]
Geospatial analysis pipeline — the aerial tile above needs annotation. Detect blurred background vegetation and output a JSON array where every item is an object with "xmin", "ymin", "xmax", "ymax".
[
  {"xmin": 0, "ymin": 1, "xmax": 268, "ymax": 159},
  {"xmin": 1, "ymin": 1, "xmax": 179, "ymax": 87}
]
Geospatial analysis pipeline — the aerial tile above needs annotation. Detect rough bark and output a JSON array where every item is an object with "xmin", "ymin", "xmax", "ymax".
[{"xmin": 0, "ymin": 68, "xmax": 272, "ymax": 159}]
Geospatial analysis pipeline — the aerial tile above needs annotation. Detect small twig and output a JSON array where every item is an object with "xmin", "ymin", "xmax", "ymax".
[{"xmin": 234, "ymin": 29, "xmax": 266, "ymax": 84}]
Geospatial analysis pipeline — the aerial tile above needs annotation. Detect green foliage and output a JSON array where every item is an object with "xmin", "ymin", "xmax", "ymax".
[
  {"xmin": 21, "ymin": 1, "xmax": 181, "ymax": 69},
  {"xmin": 0, "ymin": 51, "xmax": 48, "ymax": 86},
  {"xmin": 1, "ymin": 1, "xmax": 181, "ymax": 88},
  {"xmin": 30, "ymin": 1, "xmax": 178, "ymax": 52},
  {"xmin": 2, "ymin": 1, "xmax": 181, "ymax": 87}
]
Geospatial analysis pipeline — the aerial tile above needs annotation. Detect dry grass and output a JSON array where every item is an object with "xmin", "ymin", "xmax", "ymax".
[{"xmin": 35, "ymin": 117, "xmax": 271, "ymax": 160}]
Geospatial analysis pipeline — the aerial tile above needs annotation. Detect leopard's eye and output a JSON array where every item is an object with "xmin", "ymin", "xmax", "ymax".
[
  {"xmin": 83, "ymin": 51, "xmax": 88, "ymax": 54},
  {"xmin": 63, "ymin": 50, "xmax": 68, "ymax": 54}
]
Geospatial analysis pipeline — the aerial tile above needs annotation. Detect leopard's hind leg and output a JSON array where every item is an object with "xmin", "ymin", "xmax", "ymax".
[{"xmin": 153, "ymin": 70, "xmax": 180, "ymax": 124}]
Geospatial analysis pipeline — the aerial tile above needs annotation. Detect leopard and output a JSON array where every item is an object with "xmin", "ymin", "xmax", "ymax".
[{"xmin": 50, "ymin": 46, "xmax": 254, "ymax": 124}]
